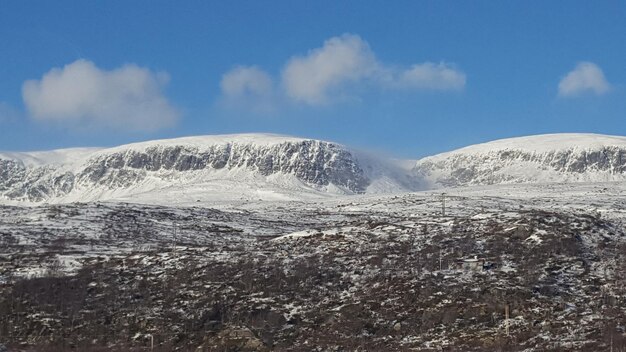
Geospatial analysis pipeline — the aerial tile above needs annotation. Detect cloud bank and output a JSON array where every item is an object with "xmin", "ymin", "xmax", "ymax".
[
  {"xmin": 22, "ymin": 59, "xmax": 180, "ymax": 131},
  {"xmin": 558, "ymin": 62, "xmax": 611, "ymax": 97},
  {"xmin": 220, "ymin": 34, "xmax": 465, "ymax": 108}
]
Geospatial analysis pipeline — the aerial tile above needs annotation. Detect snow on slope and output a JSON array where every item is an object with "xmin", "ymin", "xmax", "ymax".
[
  {"xmin": 0, "ymin": 133, "xmax": 417, "ymax": 204},
  {"xmin": 414, "ymin": 133, "xmax": 626, "ymax": 187},
  {"xmin": 4, "ymin": 132, "xmax": 626, "ymax": 204},
  {"xmin": 0, "ymin": 148, "xmax": 101, "ymax": 167}
]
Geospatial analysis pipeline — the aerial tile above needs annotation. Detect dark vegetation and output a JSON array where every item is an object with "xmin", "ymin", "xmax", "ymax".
[{"xmin": 1, "ymin": 203, "xmax": 626, "ymax": 351}]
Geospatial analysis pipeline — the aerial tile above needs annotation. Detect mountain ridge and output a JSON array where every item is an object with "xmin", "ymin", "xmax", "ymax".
[
  {"xmin": 0, "ymin": 133, "xmax": 416, "ymax": 203},
  {"xmin": 3, "ymin": 132, "xmax": 626, "ymax": 204},
  {"xmin": 414, "ymin": 133, "xmax": 626, "ymax": 188},
  {"xmin": 425, "ymin": 133, "xmax": 626, "ymax": 157}
]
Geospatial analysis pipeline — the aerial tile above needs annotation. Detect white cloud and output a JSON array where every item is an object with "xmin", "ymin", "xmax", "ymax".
[
  {"xmin": 395, "ymin": 62, "xmax": 466, "ymax": 90},
  {"xmin": 22, "ymin": 59, "xmax": 180, "ymax": 131},
  {"xmin": 220, "ymin": 66, "xmax": 275, "ymax": 112},
  {"xmin": 220, "ymin": 33, "xmax": 466, "ymax": 108},
  {"xmin": 281, "ymin": 34, "xmax": 379, "ymax": 105},
  {"xmin": 558, "ymin": 62, "xmax": 611, "ymax": 97}
]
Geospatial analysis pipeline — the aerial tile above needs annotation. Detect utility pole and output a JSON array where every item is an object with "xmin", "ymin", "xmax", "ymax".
[
  {"xmin": 146, "ymin": 333, "xmax": 154, "ymax": 351},
  {"xmin": 173, "ymin": 222, "xmax": 178, "ymax": 268},
  {"xmin": 439, "ymin": 249, "xmax": 443, "ymax": 271},
  {"xmin": 441, "ymin": 193, "xmax": 446, "ymax": 216},
  {"xmin": 505, "ymin": 304, "xmax": 510, "ymax": 336}
]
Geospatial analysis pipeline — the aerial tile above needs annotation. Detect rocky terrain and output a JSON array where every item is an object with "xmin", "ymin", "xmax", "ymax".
[{"xmin": 1, "ymin": 183, "xmax": 626, "ymax": 351}]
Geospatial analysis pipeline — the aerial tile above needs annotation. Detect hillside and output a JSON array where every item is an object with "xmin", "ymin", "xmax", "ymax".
[
  {"xmin": 414, "ymin": 133, "xmax": 626, "ymax": 188},
  {"xmin": 1, "ymin": 183, "xmax": 625, "ymax": 351},
  {"xmin": 0, "ymin": 134, "xmax": 417, "ymax": 203},
  {"xmin": 4, "ymin": 133, "xmax": 626, "ymax": 204}
]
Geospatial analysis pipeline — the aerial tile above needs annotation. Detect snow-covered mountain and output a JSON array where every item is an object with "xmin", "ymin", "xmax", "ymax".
[
  {"xmin": 0, "ymin": 134, "xmax": 418, "ymax": 203},
  {"xmin": 4, "ymin": 132, "xmax": 626, "ymax": 204},
  {"xmin": 414, "ymin": 133, "xmax": 626, "ymax": 187}
]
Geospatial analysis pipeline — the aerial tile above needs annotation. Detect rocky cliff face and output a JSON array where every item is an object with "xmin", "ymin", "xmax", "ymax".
[
  {"xmin": 79, "ymin": 140, "xmax": 369, "ymax": 190},
  {"xmin": 414, "ymin": 134, "xmax": 626, "ymax": 187},
  {"xmin": 0, "ymin": 160, "xmax": 76, "ymax": 201},
  {"xmin": 0, "ymin": 136, "xmax": 371, "ymax": 202},
  {"xmin": 5, "ymin": 133, "xmax": 626, "ymax": 202}
]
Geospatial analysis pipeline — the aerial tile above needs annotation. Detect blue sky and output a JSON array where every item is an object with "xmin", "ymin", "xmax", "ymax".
[{"xmin": 1, "ymin": 1, "xmax": 625, "ymax": 157}]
